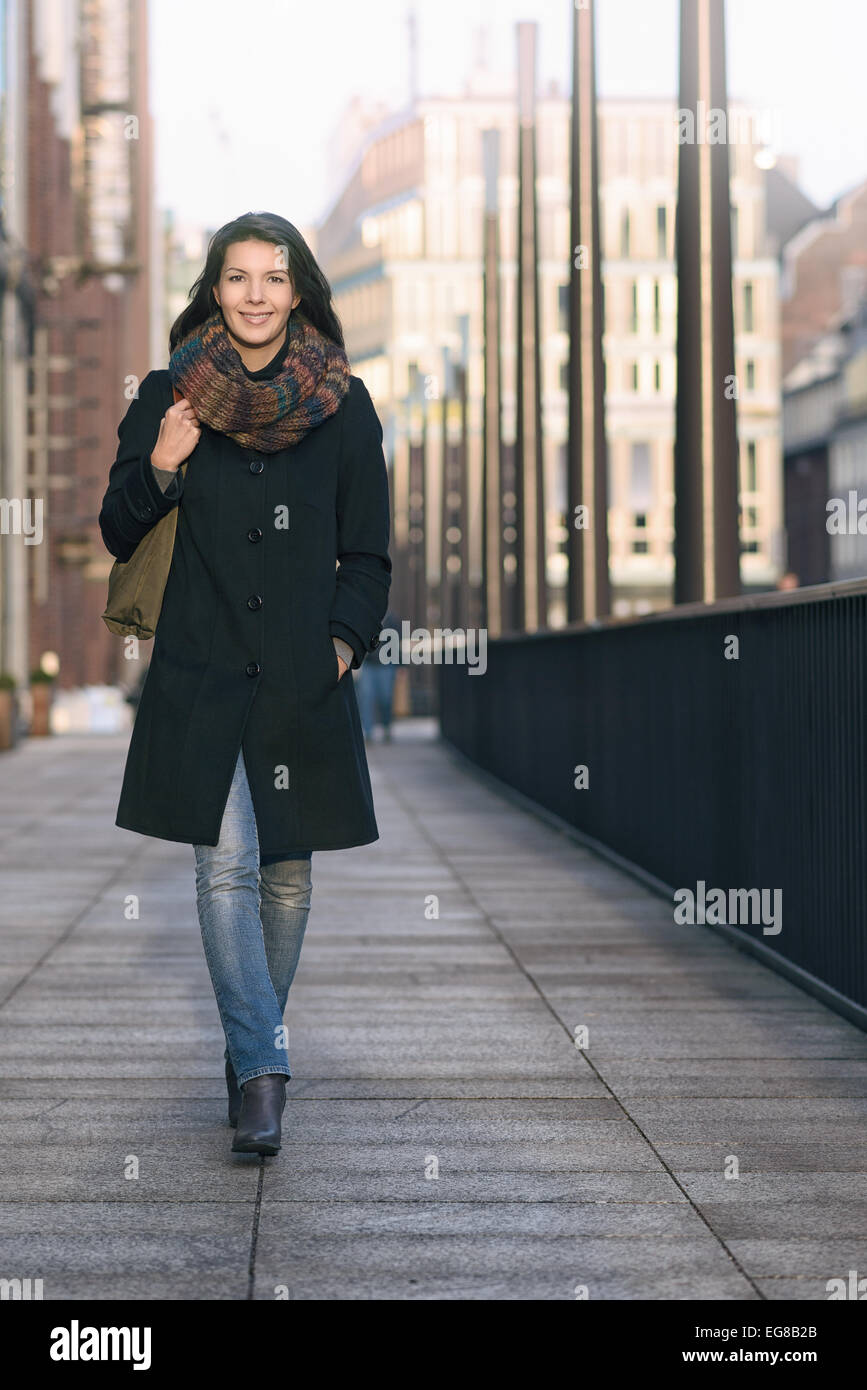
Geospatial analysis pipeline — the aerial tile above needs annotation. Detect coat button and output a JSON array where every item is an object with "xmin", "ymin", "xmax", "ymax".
[
  {"xmin": 247, "ymin": 594, "xmax": 263, "ymax": 610},
  {"xmin": 245, "ymin": 662, "xmax": 261, "ymax": 677},
  {"xmin": 248, "ymin": 459, "xmax": 265, "ymax": 474},
  {"xmin": 247, "ymin": 527, "xmax": 263, "ymax": 543}
]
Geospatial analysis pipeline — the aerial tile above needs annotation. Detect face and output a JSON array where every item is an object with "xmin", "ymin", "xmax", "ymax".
[{"xmin": 212, "ymin": 239, "xmax": 300, "ymax": 357}]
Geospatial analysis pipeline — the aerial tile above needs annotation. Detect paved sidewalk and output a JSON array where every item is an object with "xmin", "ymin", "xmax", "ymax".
[{"xmin": 0, "ymin": 728, "xmax": 866, "ymax": 1300}]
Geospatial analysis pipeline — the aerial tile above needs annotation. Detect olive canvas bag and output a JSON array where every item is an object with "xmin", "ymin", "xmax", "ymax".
[{"xmin": 102, "ymin": 384, "xmax": 187, "ymax": 640}]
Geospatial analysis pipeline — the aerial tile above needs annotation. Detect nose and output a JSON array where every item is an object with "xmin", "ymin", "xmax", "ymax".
[{"xmin": 245, "ymin": 282, "xmax": 267, "ymax": 304}]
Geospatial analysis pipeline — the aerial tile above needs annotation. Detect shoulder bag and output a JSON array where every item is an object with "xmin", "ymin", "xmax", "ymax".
[{"xmin": 101, "ymin": 384, "xmax": 188, "ymax": 640}]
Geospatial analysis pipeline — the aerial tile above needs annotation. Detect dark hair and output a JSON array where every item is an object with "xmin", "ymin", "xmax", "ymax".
[{"xmin": 169, "ymin": 211, "xmax": 345, "ymax": 353}]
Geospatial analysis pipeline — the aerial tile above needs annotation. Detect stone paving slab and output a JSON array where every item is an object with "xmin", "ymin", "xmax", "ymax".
[
  {"xmin": 0, "ymin": 730, "xmax": 865, "ymax": 1301},
  {"xmin": 250, "ymin": 1228, "xmax": 756, "ymax": 1301}
]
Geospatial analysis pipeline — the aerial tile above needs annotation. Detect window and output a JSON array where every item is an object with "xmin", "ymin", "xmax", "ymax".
[
  {"xmin": 744, "ymin": 440, "xmax": 757, "ymax": 492},
  {"xmin": 620, "ymin": 208, "xmax": 631, "ymax": 257},
  {"xmin": 745, "ymin": 359, "xmax": 756, "ymax": 390},
  {"xmin": 654, "ymin": 361, "xmax": 662, "ymax": 392},
  {"xmin": 560, "ymin": 360, "xmax": 569, "ymax": 391},
  {"xmin": 730, "ymin": 204, "xmax": 739, "ymax": 258},
  {"xmin": 630, "ymin": 361, "xmax": 639, "ymax": 391},
  {"xmin": 743, "ymin": 281, "xmax": 754, "ymax": 333},
  {"xmin": 653, "ymin": 280, "xmax": 661, "ymax": 333},
  {"xmin": 656, "ymin": 205, "xmax": 667, "ymax": 259},
  {"xmin": 630, "ymin": 281, "xmax": 638, "ymax": 332}
]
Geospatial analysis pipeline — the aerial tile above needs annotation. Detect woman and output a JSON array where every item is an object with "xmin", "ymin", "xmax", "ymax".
[{"xmin": 99, "ymin": 212, "xmax": 392, "ymax": 1157}]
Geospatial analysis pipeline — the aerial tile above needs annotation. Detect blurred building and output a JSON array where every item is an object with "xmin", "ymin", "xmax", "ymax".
[
  {"xmin": 783, "ymin": 300, "xmax": 867, "ymax": 584},
  {"xmin": 162, "ymin": 212, "xmax": 209, "ymax": 353},
  {"xmin": 779, "ymin": 177, "xmax": 867, "ymax": 586},
  {"xmin": 0, "ymin": 0, "xmax": 155, "ymax": 691},
  {"xmin": 317, "ymin": 77, "xmax": 784, "ymax": 623},
  {"xmin": 780, "ymin": 179, "xmax": 867, "ymax": 378}
]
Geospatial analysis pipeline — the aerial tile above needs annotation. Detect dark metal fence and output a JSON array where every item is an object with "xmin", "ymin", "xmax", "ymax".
[{"xmin": 439, "ymin": 579, "xmax": 867, "ymax": 1024}]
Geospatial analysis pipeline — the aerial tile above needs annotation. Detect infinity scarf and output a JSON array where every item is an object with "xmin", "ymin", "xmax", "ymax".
[{"xmin": 168, "ymin": 308, "xmax": 351, "ymax": 453}]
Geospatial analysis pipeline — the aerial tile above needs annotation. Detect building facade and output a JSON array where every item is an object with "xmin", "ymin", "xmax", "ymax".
[
  {"xmin": 0, "ymin": 0, "xmax": 154, "ymax": 692},
  {"xmin": 317, "ymin": 82, "xmax": 784, "ymax": 627},
  {"xmin": 784, "ymin": 301, "xmax": 867, "ymax": 585}
]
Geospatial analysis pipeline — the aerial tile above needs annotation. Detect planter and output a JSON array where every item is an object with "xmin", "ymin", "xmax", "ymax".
[
  {"xmin": 0, "ymin": 689, "xmax": 16, "ymax": 750},
  {"xmin": 30, "ymin": 682, "xmax": 54, "ymax": 737}
]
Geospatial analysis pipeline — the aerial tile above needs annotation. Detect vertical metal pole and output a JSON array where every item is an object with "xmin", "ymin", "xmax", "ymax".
[
  {"xmin": 456, "ymin": 313, "xmax": 470, "ymax": 628},
  {"xmin": 481, "ymin": 128, "xmax": 504, "ymax": 637},
  {"xmin": 439, "ymin": 343, "xmax": 451, "ymax": 629},
  {"xmin": 674, "ymin": 0, "xmax": 740, "ymax": 602},
  {"xmin": 567, "ymin": 0, "xmax": 610, "ymax": 623},
  {"xmin": 515, "ymin": 20, "xmax": 546, "ymax": 632}
]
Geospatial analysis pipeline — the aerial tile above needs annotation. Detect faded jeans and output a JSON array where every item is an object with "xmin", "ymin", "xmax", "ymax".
[{"xmin": 193, "ymin": 747, "xmax": 312, "ymax": 1088}]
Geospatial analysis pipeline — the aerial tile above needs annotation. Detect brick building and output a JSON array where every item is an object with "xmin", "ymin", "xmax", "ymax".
[{"xmin": 6, "ymin": 0, "xmax": 155, "ymax": 690}]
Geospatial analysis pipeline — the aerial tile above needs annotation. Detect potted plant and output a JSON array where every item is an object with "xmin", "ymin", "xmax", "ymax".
[
  {"xmin": 29, "ymin": 667, "xmax": 55, "ymax": 737},
  {"xmin": 0, "ymin": 673, "xmax": 17, "ymax": 751}
]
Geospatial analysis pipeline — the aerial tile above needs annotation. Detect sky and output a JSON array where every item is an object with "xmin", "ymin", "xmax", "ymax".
[{"xmin": 150, "ymin": 0, "xmax": 867, "ymax": 231}]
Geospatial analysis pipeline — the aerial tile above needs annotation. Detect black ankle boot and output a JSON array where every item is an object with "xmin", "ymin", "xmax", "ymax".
[
  {"xmin": 231, "ymin": 1074, "xmax": 288, "ymax": 1155},
  {"xmin": 225, "ymin": 1058, "xmax": 242, "ymax": 1128}
]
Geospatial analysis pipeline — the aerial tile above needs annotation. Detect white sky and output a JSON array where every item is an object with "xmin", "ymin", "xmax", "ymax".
[{"xmin": 150, "ymin": 0, "xmax": 867, "ymax": 230}]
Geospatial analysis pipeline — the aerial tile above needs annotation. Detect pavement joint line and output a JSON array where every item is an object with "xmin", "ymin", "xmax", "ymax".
[
  {"xmin": 377, "ymin": 759, "xmax": 767, "ymax": 1300},
  {"xmin": 0, "ymin": 1196, "xmax": 860, "ymax": 1206},
  {"xmin": 247, "ymin": 1160, "xmax": 266, "ymax": 1299},
  {"xmin": 391, "ymin": 1099, "xmax": 430, "ymax": 1121}
]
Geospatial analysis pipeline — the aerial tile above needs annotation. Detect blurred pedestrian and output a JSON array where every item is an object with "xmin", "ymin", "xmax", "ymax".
[
  {"xmin": 99, "ymin": 213, "xmax": 391, "ymax": 1156},
  {"xmin": 357, "ymin": 606, "xmax": 400, "ymax": 741}
]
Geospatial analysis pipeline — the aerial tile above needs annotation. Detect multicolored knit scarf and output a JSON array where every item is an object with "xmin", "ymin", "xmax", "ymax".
[{"xmin": 168, "ymin": 308, "xmax": 351, "ymax": 453}]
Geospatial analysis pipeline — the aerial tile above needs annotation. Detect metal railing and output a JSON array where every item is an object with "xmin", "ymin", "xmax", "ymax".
[{"xmin": 439, "ymin": 578, "xmax": 867, "ymax": 1026}]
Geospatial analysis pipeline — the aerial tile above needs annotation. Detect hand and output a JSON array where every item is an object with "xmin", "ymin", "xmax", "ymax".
[{"xmin": 150, "ymin": 397, "xmax": 201, "ymax": 472}]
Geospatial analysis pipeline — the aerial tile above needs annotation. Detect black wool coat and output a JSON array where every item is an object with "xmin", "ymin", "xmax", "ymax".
[{"xmin": 98, "ymin": 363, "xmax": 392, "ymax": 854}]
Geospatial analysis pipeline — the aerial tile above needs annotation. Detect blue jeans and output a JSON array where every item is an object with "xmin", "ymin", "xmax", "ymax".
[
  {"xmin": 193, "ymin": 747, "xmax": 312, "ymax": 1088},
  {"xmin": 357, "ymin": 659, "xmax": 397, "ymax": 736}
]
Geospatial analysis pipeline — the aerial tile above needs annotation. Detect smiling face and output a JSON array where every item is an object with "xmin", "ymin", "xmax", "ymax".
[{"xmin": 212, "ymin": 239, "xmax": 300, "ymax": 369}]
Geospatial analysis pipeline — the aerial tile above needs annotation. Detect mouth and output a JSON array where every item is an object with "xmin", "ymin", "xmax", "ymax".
[{"xmin": 239, "ymin": 311, "xmax": 273, "ymax": 325}]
